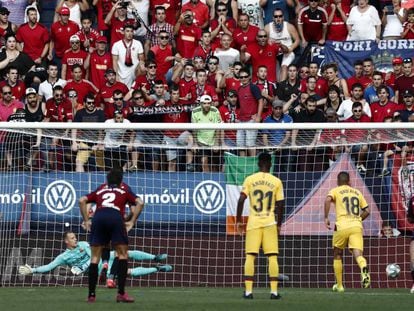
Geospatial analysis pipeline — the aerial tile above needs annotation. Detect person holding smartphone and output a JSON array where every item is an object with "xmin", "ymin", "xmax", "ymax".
[{"xmin": 382, "ymin": 0, "xmax": 406, "ymax": 40}]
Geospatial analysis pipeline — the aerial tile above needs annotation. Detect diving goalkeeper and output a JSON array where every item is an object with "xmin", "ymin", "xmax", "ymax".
[{"xmin": 18, "ymin": 231, "xmax": 172, "ymax": 279}]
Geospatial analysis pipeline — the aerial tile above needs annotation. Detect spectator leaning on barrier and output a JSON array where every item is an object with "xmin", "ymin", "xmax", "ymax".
[
  {"xmin": 71, "ymin": 93, "xmax": 106, "ymax": 172},
  {"xmin": 191, "ymin": 94, "xmax": 223, "ymax": 172},
  {"xmin": 162, "ymin": 84, "xmax": 194, "ymax": 172},
  {"xmin": 236, "ymin": 68, "xmax": 264, "ymax": 157}
]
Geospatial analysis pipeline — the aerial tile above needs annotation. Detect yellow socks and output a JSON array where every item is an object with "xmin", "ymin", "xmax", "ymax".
[
  {"xmin": 333, "ymin": 259, "xmax": 343, "ymax": 288},
  {"xmin": 244, "ymin": 254, "xmax": 255, "ymax": 293},
  {"xmin": 268, "ymin": 255, "xmax": 279, "ymax": 293},
  {"xmin": 356, "ymin": 256, "xmax": 367, "ymax": 270}
]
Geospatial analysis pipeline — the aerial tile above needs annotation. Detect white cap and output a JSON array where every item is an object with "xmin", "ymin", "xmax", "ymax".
[
  {"xmin": 199, "ymin": 95, "xmax": 212, "ymax": 103},
  {"xmin": 69, "ymin": 34, "xmax": 80, "ymax": 42},
  {"xmin": 25, "ymin": 87, "xmax": 37, "ymax": 96}
]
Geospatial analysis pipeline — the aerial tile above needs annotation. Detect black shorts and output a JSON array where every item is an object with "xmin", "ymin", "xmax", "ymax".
[{"xmin": 89, "ymin": 208, "xmax": 128, "ymax": 246}]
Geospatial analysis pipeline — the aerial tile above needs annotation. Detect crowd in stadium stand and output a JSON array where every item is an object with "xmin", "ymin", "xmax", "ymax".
[{"xmin": 0, "ymin": 0, "xmax": 414, "ymax": 173}]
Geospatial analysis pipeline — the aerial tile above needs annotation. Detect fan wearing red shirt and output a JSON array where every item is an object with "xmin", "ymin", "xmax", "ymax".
[
  {"xmin": 326, "ymin": 0, "xmax": 350, "ymax": 41},
  {"xmin": 300, "ymin": 62, "xmax": 328, "ymax": 98},
  {"xmin": 89, "ymin": 36, "xmax": 112, "ymax": 90},
  {"xmin": 210, "ymin": 3, "xmax": 236, "ymax": 46},
  {"xmin": 48, "ymin": 7, "xmax": 80, "ymax": 61},
  {"xmin": 190, "ymin": 69, "xmax": 219, "ymax": 106},
  {"xmin": 150, "ymin": 0, "xmax": 181, "ymax": 25},
  {"xmin": 359, "ymin": 58, "xmax": 375, "ymax": 90},
  {"xmin": 104, "ymin": 89, "xmax": 130, "ymax": 120},
  {"xmin": 370, "ymin": 85, "xmax": 404, "ymax": 123},
  {"xmin": 129, "ymin": 60, "xmax": 166, "ymax": 99},
  {"xmin": 255, "ymin": 66, "xmax": 276, "ymax": 119},
  {"xmin": 233, "ymin": 13, "xmax": 259, "ymax": 50},
  {"xmin": 181, "ymin": 0, "xmax": 209, "ymax": 29},
  {"xmin": 192, "ymin": 31, "xmax": 216, "ymax": 61},
  {"xmin": 100, "ymin": 68, "xmax": 129, "ymax": 104},
  {"xmin": 15, "ymin": 7, "xmax": 50, "ymax": 64},
  {"xmin": 240, "ymin": 29, "xmax": 287, "ymax": 83},
  {"xmin": 395, "ymin": 57, "xmax": 414, "ymax": 103},
  {"xmin": 147, "ymin": 30, "xmax": 178, "ymax": 79},
  {"xmin": 385, "ymin": 57, "xmax": 403, "ymax": 90},
  {"xmin": 346, "ymin": 60, "xmax": 365, "ymax": 91},
  {"xmin": 297, "ymin": 1, "xmax": 328, "ymax": 46},
  {"xmin": 219, "ymin": 89, "xmax": 239, "ymax": 148},
  {"xmin": 344, "ymin": 101, "xmax": 371, "ymax": 173},
  {"xmin": 75, "ymin": 15, "xmax": 101, "ymax": 53},
  {"xmin": 401, "ymin": 8, "xmax": 414, "ymax": 39},
  {"xmin": 174, "ymin": 10, "xmax": 202, "ymax": 59},
  {"xmin": 176, "ymin": 62, "xmax": 196, "ymax": 105},
  {"xmin": 44, "ymin": 85, "xmax": 73, "ymax": 123},
  {"xmin": 95, "ymin": 0, "xmax": 113, "ymax": 32},
  {"xmin": 61, "ymin": 35, "xmax": 90, "ymax": 80},
  {"xmin": 64, "ymin": 64, "xmax": 98, "ymax": 104},
  {"xmin": 104, "ymin": 3, "xmax": 136, "ymax": 47},
  {"xmin": 220, "ymin": 61, "xmax": 242, "ymax": 96},
  {"xmin": 0, "ymin": 66, "xmax": 26, "ymax": 101},
  {"xmin": 162, "ymin": 85, "xmax": 193, "ymax": 172}
]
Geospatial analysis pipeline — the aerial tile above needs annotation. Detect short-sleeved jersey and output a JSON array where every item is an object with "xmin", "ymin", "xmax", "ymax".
[
  {"xmin": 32, "ymin": 241, "xmax": 91, "ymax": 274},
  {"xmin": 86, "ymin": 183, "xmax": 137, "ymax": 215},
  {"xmin": 327, "ymin": 185, "xmax": 368, "ymax": 231},
  {"xmin": 241, "ymin": 172, "xmax": 284, "ymax": 231}
]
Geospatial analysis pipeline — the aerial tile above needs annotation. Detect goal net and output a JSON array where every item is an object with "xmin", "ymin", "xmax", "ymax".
[{"xmin": 0, "ymin": 122, "xmax": 412, "ymax": 289}]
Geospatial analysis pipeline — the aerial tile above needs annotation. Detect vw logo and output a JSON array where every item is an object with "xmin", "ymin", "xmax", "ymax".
[
  {"xmin": 193, "ymin": 180, "xmax": 225, "ymax": 214},
  {"xmin": 44, "ymin": 180, "xmax": 76, "ymax": 214}
]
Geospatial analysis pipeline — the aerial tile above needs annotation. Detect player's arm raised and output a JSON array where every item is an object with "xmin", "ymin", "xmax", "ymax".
[
  {"xmin": 79, "ymin": 196, "xmax": 91, "ymax": 232},
  {"xmin": 124, "ymin": 197, "xmax": 144, "ymax": 232}
]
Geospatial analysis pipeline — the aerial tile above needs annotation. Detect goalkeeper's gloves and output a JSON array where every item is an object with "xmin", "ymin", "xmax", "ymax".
[
  {"xmin": 71, "ymin": 266, "xmax": 83, "ymax": 276},
  {"xmin": 18, "ymin": 264, "xmax": 33, "ymax": 275}
]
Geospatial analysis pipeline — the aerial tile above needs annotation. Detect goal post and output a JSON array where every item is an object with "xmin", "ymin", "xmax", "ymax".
[{"xmin": 0, "ymin": 122, "xmax": 412, "ymax": 289}]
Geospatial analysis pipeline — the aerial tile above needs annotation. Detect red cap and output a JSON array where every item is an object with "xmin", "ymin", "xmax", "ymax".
[
  {"xmin": 96, "ymin": 36, "xmax": 108, "ymax": 43},
  {"xmin": 59, "ymin": 7, "xmax": 70, "ymax": 15},
  {"xmin": 392, "ymin": 57, "xmax": 403, "ymax": 65}
]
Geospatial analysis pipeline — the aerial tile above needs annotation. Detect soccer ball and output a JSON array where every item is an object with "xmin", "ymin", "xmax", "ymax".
[{"xmin": 386, "ymin": 263, "xmax": 401, "ymax": 278}]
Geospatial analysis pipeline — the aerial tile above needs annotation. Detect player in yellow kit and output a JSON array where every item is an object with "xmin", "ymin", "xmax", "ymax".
[
  {"xmin": 324, "ymin": 171, "xmax": 371, "ymax": 292},
  {"xmin": 236, "ymin": 152, "xmax": 285, "ymax": 300}
]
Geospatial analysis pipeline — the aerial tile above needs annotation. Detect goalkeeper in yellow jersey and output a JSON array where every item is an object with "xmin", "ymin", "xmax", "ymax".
[
  {"xmin": 324, "ymin": 171, "xmax": 371, "ymax": 292},
  {"xmin": 236, "ymin": 152, "xmax": 285, "ymax": 300}
]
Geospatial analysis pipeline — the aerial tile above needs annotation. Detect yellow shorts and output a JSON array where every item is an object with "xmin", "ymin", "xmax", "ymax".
[
  {"xmin": 245, "ymin": 225, "xmax": 278, "ymax": 255},
  {"xmin": 76, "ymin": 142, "xmax": 104, "ymax": 168},
  {"xmin": 332, "ymin": 227, "xmax": 363, "ymax": 251}
]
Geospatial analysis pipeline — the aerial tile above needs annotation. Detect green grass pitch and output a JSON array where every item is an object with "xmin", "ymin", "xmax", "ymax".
[{"xmin": 0, "ymin": 287, "xmax": 412, "ymax": 311}]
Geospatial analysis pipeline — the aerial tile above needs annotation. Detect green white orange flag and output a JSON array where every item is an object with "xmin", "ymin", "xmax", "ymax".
[{"xmin": 224, "ymin": 153, "xmax": 259, "ymax": 235}]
